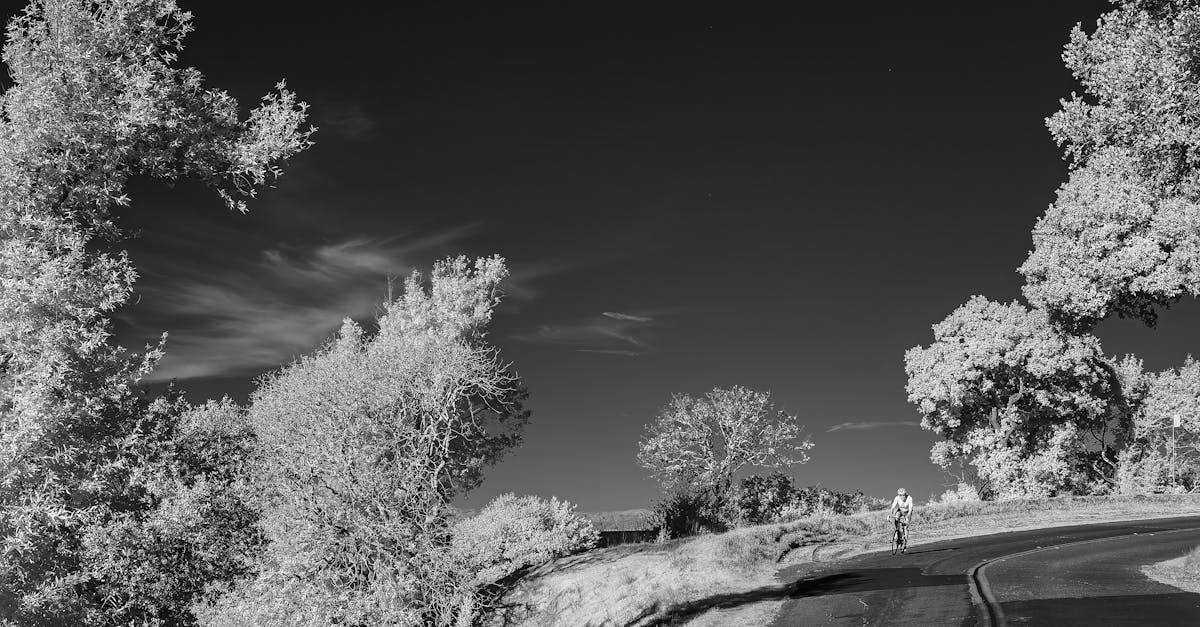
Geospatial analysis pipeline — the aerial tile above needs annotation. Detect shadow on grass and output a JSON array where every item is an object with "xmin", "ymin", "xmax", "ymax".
[{"xmin": 633, "ymin": 567, "xmax": 966, "ymax": 627}]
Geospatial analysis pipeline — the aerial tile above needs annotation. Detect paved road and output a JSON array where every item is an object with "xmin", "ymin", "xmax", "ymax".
[{"xmin": 768, "ymin": 515, "xmax": 1200, "ymax": 626}]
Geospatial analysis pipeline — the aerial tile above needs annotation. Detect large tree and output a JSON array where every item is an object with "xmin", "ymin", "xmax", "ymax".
[
  {"xmin": 636, "ymin": 385, "xmax": 812, "ymax": 514},
  {"xmin": 909, "ymin": 1, "xmax": 1200, "ymax": 499},
  {"xmin": 904, "ymin": 297, "xmax": 1128, "ymax": 499},
  {"xmin": 0, "ymin": 0, "xmax": 310, "ymax": 622},
  {"xmin": 1021, "ymin": 0, "xmax": 1200, "ymax": 330},
  {"xmin": 199, "ymin": 256, "xmax": 528, "ymax": 627}
]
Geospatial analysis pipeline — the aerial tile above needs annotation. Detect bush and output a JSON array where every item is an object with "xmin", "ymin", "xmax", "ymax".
[
  {"xmin": 934, "ymin": 483, "xmax": 982, "ymax": 504},
  {"xmin": 735, "ymin": 473, "xmax": 795, "ymax": 525},
  {"xmin": 653, "ymin": 486, "xmax": 729, "ymax": 539},
  {"xmin": 451, "ymin": 494, "xmax": 598, "ymax": 586},
  {"xmin": 733, "ymin": 474, "xmax": 889, "ymax": 526},
  {"xmin": 1116, "ymin": 446, "xmax": 1169, "ymax": 495},
  {"xmin": 792, "ymin": 486, "xmax": 878, "ymax": 517}
]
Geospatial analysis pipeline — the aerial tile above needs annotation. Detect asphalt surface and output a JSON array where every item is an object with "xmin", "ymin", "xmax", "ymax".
[{"xmin": 768, "ymin": 515, "xmax": 1200, "ymax": 626}]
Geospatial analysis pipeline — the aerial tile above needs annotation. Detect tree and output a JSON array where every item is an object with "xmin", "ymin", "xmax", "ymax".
[
  {"xmin": 1119, "ymin": 356, "xmax": 1200, "ymax": 491},
  {"xmin": 908, "ymin": 1, "xmax": 1200, "ymax": 498},
  {"xmin": 1021, "ymin": 1, "xmax": 1200, "ymax": 330},
  {"xmin": 199, "ymin": 256, "xmax": 528, "ymax": 627},
  {"xmin": 0, "ymin": 0, "xmax": 310, "ymax": 622},
  {"xmin": 903, "ymin": 297, "xmax": 1129, "ymax": 499},
  {"xmin": 74, "ymin": 397, "xmax": 264, "ymax": 625},
  {"xmin": 636, "ymin": 385, "xmax": 812, "ymax": 522}
]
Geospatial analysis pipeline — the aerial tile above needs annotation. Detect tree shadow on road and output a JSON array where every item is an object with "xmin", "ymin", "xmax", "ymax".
[{"xmin": 635, "ymin": 567, "xmax": 966, "ymax": 626}]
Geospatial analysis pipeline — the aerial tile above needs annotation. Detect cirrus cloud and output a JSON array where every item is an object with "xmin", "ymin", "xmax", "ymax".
[
  {"xmin": 826, "ymin": 420, "xmax": 921, "ymax": 432},
  {"xmin": 512, "ymin": 311, "xmax": 663, "ymax": 356}
]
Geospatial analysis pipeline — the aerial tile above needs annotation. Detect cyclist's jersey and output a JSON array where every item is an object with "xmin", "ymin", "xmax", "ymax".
[{"xmin": 891, "ymin": 495, "xmax": 913, "ymax": 516}]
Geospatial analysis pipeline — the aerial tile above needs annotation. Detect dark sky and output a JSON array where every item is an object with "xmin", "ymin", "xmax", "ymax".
[{"xmin": 11, "ymin": 0, "xmax": 1200, "ymax": 511}]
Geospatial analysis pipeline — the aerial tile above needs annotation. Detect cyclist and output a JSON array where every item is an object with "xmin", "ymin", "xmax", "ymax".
[{"xmin": 890, "ymin": 488, "xmax": 914, "ymax": 553}]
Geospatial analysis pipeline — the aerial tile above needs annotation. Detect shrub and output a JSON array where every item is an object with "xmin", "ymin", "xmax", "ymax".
[
  {"xmin": 450, "ymin": 494, "xmax": 598, "ymax": 586},
  {"xmin": 935, "ymin": 483, "xmax": 982, "ymax": 504},
  {"xmin": 1116, "ymin": 445, "xmax": 1169, "ymax": 495},
  {"xmin": 789, "ymin": 486, "xmax": 880, "ymax": 518},
  {"xmin": 653, "ymin": 486, "xmax": 729, "ymax": 539},
  {"xmin": 734, "ymin": 474, "xmax": 888, "ymax": 526},
  {"xmin": 735, "ymin": 473, "xmax": 796, "ymax": 525}
]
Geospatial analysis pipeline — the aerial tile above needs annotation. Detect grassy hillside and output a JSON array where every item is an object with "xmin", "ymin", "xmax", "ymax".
[{"xmin": 496, "ymin": 494, "xmax": 1200, "ymax": 627}]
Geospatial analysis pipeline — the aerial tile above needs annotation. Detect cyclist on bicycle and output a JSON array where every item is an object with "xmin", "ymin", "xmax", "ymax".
[{"xmin": 890, "ymin": 488, "xmax": 913, "ymax": 553}]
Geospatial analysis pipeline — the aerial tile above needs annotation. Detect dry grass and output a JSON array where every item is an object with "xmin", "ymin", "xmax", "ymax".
[
  {"xmin": 497, "ymin": 494, "xmax": 1200, "ymax": 627},
  {"xmin": 1144, "ymin": 543, "xmax": 1200, "ymax": 593}
]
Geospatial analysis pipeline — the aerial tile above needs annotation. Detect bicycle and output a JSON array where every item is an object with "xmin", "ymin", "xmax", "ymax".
[{"xmin": 891, "ymin": 512, "xmax": 910, "ymax": 555}]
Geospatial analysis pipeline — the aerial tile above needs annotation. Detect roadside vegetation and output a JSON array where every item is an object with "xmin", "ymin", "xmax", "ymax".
[{"xmin": 6, "ymin": 1, "xmax": 1200, "ymax": 626}]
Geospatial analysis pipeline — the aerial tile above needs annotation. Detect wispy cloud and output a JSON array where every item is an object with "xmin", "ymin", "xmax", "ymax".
[
  {"xmin": 513, "ymin": 311, "xmax": 662, "ymax": 356},
  {"xmin": 602, "ymin": 311, "xmax": 654, "ymax": 323},
  {"xmin": 826, "ymin": 420, "xmax": 921, "ymax": 432},
  {"xmin": 126, "ymin": 229, "xmax": 480, "ymax": 382}
]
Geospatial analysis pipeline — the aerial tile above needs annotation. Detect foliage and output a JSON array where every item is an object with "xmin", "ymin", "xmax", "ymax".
[
  {"xmin": 934, "ymin": 482, "xmax": 982, "ymax": 504},
  {"xmin": 1, "ymin": 391, "xmax": 262, "ymax": 626},
  {"xmin": 734, "ymin": 473, "xmax": 797, "ymax": 525},
  {"xmin": 636, "ymin": 386, "xmax": 812, "ymax": 526},
  {"xmin": 733, "ymin": 473, "xmax": 887, "ymax": 526},
  {"xmin": 1117, "ymin": 356, "xmax": 1200, "ymax": 492},
  {"xmin": 1021, "ymin": 1, "xmax": 1200, "ymax": 329},
  {"xmin": 652, "ymin": 484, "xmax": 730, "ymax": 539},
  {"xmin": 1020, "ymin": 150, "xmax": 1200, "ymax": 329},
  {"xmin": 74, "ymin": 398, "xmax": 262, "ymax": 625},
  {"xmin": 199, "ymin": 257, "xmax": 527, "ymax": 627},
  {"xmin": 448, "ymin": 493, "xmax": 597, "ymax": 619},
  {"xmin": 0, "ymin": 0, "xmax": 310, "ymax": 623},
  {"xmin": 904, "ymin": 296, "xmax": 1126, "ymax": 498}
]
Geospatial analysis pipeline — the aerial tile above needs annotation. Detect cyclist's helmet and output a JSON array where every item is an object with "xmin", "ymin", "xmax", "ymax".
[{"xmin": 897, "ymin": 488, "xmax": 907, "ymax": 496}]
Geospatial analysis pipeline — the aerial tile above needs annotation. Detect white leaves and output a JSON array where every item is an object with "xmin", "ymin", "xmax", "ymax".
[
  {"xmin": 1027, "ymin": 3, "xmax": 1200, "ymax": 329},
  {"xmin": 232, "ymin": 256, "xmax": 522, "ymax": 624},
  {"xmin": 636, "ymin": 385, "xmax": 812, "ymax": 498},
  {"xmin": 448, "ymin": 493, "xmax": 597, "ymax": 588},
  {"xmin": 0, "ymin": 1, "xmax": 310, "ymax": 618},
  {"xmin": 904, "ymin": 297, "xmax": 1117, "ymax": 497}
]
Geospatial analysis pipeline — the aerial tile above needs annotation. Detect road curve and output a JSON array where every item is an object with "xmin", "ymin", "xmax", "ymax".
[{"xmin": 768, "ymin": 515, "xmax": 1200, "ymax": 626}]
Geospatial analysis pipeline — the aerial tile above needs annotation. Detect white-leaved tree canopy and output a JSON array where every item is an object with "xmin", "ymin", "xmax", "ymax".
[
  {"xmin": 0, "ymin": 0, "xmax": 311, "ymax": 621},
  {"xmin": 903, "ymin": 297, "xmax": 1128, "ymax": 499},
  {"xmin": 909, "ymin": 0, "xmax": 1200, "ymax": 499},
  {"xmin": 198, "ymin": 256, "xmax": 530, "ymax": 627},
  {"xmin": 637, "ymin": 385, "xmax": 812, "ymax": 511},
  {"xmin": 1022, "ymin": 1, "xmax": 1200, "ymax": 330}
]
